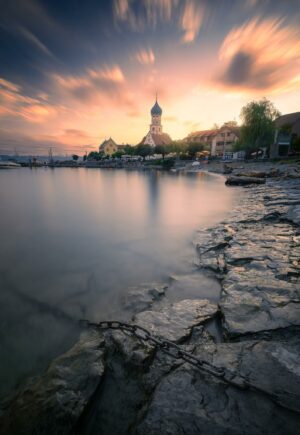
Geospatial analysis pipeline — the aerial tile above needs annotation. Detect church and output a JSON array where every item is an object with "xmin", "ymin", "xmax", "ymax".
[{"xmin": 139, "ymin": 96, "xmax": 172, "ymax": 147}]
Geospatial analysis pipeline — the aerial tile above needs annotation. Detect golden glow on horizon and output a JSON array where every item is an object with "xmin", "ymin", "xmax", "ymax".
[{"xmin": 1, "ymin": 7, "xmax": 300, "ymax": 154}]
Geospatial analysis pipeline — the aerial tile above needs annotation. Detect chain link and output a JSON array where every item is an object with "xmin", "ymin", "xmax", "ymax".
[{"xmin": 80, "ymin": 319, "xmax": 250, "ymax": 390}]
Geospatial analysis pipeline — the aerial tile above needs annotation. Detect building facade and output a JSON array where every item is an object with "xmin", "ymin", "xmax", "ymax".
[
  {"xmin": 99, "ymin": 137, "xmax": 118, "ymax": 156},
  {"xmin": 270, "ymin": 112, "xmax": 300, "ymax": 158},
  {"xmin": 186, "ymin": 125, "xmax": 240, "ymax": 157},
  {"xmin": 139, "ymin": 97, "xmax": 172, "ymax": 147}
]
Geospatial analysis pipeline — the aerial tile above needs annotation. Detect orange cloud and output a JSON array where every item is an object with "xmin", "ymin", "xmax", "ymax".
[
  {"xmin": 135, "ymin": 48, "xmax": 155, "ymax": 65},
  {"xmin": 53, "ymin": 64, "xmax": 129, "ymax": 105},
  {"xmin": 180, "ymin": 0, "xmax": 204, "ymax": 43},
  {"xmin": 0, "ymin": 77, "xmax": 57, "ymax": 123},
  {"xmin": 216, "ymin": 16, "xmax": 300, "ymax": 93},
  {"xmin": 87, "ymin": 66, "xmax": 125, "ymax": 82},
  {"xmin": 0, "ymin": 78, "xmax": 21, "ymax": 93}
]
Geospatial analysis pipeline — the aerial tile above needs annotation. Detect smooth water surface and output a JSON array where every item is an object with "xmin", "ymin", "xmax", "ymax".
[{"xmin": 0, "ymin": 168, "xmax": 237, "ymax": 399}]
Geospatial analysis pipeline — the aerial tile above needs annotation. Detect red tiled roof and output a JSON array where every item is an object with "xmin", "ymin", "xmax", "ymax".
[
  {"xmin": 187, "ymin": 126, "xmax": 240, "ymax": 140},
  {"xmin": 139, "ymin": 133, "xmax": 172, "ymax": 146},
  {"xmin": 187, "ymin": 129, "xmax": 218, "ymax": 139}
]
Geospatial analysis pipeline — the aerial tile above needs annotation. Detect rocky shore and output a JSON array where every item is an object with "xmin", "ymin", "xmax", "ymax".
[{"xmin": 1, "ymin": 161, "xmax": 300, "ymax": 434}]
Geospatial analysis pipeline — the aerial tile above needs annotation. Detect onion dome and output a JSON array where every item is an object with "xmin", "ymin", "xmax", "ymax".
[{"xmin": 151, "ymin": 100, "xmax": 162, "ymax": 116}]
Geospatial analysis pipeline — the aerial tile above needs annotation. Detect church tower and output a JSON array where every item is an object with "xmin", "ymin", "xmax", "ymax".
[
  {"xmin": 138, "ymin": 95, "xmax": 172, "ymax": 147},
  {"xmin": 150, "ymin": 95, "xmax": 163, "ymax": 134}
]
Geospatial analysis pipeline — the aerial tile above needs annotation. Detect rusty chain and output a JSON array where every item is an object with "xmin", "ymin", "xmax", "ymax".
[{"xmin": 80, "ymin": 319, "xmax": 250, "ymax": 390}]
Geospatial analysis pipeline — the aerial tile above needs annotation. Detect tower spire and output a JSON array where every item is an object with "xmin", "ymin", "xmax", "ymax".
[{"xmin": 155, "ymin": 91, "xmax": 157, "ymax": 103}]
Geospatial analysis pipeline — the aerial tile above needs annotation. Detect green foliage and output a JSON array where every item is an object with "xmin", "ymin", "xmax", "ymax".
[
  {"xmin": 232, "ymin": 140, "xmax": 245, "ymax": 152},
  {"xmin": 168, "ymin": 141, "xmax": 188, "ymax": 154},
  {"xmin": 187, "ymin": 142, "xmax": 204, "ymax": 157},
  {"xmin": 134, "ymin": 144, "xmax": 153, "ymax": 160},
  {"xmin": 111, "ymin": 151, "xmax": 124, "ymax": 158},
  {"xmin": 87, "ymin": 151, "xmax": 104, "ymax": 160},
  {"xmin": 83, "ymin": 154, "xmax": 87, "ymax": 161},
  {"xmin": 154, "ymin": 144, "xmax": 167, "ymax": 157},
  {"xmin": 72, "ymin": 154, "xmax": 79, "ymax": 161},
  {"xmin": 123, "ymin": 144, "xmax": 135, "ymax": 155},
  {"xmin": 239, "ymin": 98, "xmax": 280, "ymax": 154},
  {"xmin": 162, "ymin": 158, "xmax": 175, "ymax": 169}
]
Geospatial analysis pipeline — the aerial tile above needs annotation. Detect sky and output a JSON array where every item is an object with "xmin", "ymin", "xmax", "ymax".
[{"xmin": 0, "ymin": 0, "xmax": 300, "ymax": 155}]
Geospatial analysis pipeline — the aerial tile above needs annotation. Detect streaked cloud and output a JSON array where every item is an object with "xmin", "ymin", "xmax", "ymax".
[
  {"xmin": 18, "ymin": 26, "xmax": 55, "ymax": 58},
  {"xmin": 113, "ymin": 0, "xmax": 178, "ymax": 31},
  {"xmin": 0, "ymin": 77, "xmax": 57, "ymax": 122},
  {"xmin": 135, "ymin": 48, "xmax": 155, "ymax": 65},
  {"xmin": 180, "ymin": 0, "xmax": 204, "ymax": 43},
  {"xmin": 143, "ymin": 0, "xmax": 178, "ymax": 26},
  {"xmin": 53, "ymin": 65, "xmax": 128, "ymax": 105},
  {"xmin": 0, "ymin": 78, "xmax": 21, "ymax": 93},
  {"xmin": 216, "ymin": 16, "xmax": 300, "ymax": 93}
]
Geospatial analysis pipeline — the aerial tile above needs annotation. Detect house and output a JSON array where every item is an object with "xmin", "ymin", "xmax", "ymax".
[
  {"xmin": 270, "ymin": 112, "xmax": 300, "ymax": 158},
  {"xmin": 139, "ymin": 97, "xmax": 172, "ymax": 147},
  {"xmin": 186, "ymin": 125, "xmax": 240, "ymax": 157},
  {"xmin": 99, "ymin": 137, "xmax": 119, "ymax": 156}
]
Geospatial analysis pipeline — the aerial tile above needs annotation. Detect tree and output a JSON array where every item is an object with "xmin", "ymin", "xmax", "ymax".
[
  {"xmin": 112, "ymin": 150, "xmax": 124, "ymax": 159},
  {"xmin": 154, "ymin": 144, "xmax": 167, "ymax": 159},
  {"xmin": 87, "ymin": 151, "xmax": 104, "ymax": 160},
  {"xmin": 72, "ymin": 154, "xmax": 79, "ymax": 161},
  {"xmin": 134, "ymin": 144, "xmax": 153, "ymax": 160},
  {"xmin": 187, "ymin": 142, "xmax": 204, "ymax": 158},
  {"xmin": 239, "ymin": 98, "xmax": 280, "ymax": 156},
  {"xmin": 123, "ymin": 144, "xmax": 135, "ymax": 155}
]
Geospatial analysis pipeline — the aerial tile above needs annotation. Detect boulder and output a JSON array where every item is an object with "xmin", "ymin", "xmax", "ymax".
[
  {"xmin": 226, "ymin": 176, "xmax": 266, "ymax": 185},
  {"xmin": 0, "ymin": 329, "xmax": 105, "ymax": 435}
]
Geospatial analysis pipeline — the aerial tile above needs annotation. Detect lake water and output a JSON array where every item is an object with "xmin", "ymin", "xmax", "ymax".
[{"xmin": 0, "ymin": 167, "xmax": 237, "ymax": 400}]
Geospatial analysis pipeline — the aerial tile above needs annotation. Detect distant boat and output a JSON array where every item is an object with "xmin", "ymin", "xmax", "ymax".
[{"xmin": 0, "ymin": 161, "xmax": 21, "ymax": 169}]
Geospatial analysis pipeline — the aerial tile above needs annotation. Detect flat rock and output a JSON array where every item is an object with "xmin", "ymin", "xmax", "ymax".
[
  {"xmin": 135, "ymin": 337, "xmax": 300, "ymax": 434},
  {"xmin": 124, "ymin": 283, "xmax": 167, "ymax": 314},
  {"xmin": 134, "ymin": 299, "xmax": 218, "ymax": 342}
]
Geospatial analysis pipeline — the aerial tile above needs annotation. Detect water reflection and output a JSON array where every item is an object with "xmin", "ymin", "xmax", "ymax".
[{"xmin": 0, "ymin": 168, "xmax": 237, "ymax": 400}]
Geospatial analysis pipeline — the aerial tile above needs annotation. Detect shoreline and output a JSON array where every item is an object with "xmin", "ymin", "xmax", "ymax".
[{"xmin": 1, "ymin": 162, "xmax": 300, "ymax": 434}]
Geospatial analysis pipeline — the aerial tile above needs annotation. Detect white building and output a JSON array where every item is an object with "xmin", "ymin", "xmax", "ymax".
[{"xmin": 139, "ymin": 97, "xmax": 172, "ymax": 147}]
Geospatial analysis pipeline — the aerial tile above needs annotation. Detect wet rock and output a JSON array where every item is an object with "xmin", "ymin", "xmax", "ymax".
[
  {"xmin": 0, "ymin": 329, "xmax": 105, "ymax": 435},
  {"xmin": 287, "ymin": 204, "xmax": 300, "ymax": 225},
  {"xmin": 124, "ymin": 283, "xmax": 167, "ymax": 314},
  {"xmin": 134, "ymin": 299, "xmax": 218, "ymax": 342},
  {"xmin": 219, "ymin": 221, "xmax": 300, "ymax": 337},
  {"xmin": 135, "ymin": 337, "xmax": 300, "ymax": 434},
  {"xmin": 226, "ymin": 176, "xmax": 266, "ymax": 185},
  {"xmin": 234, "ymin": 169, "xmax": 280, "ymax": 178}
]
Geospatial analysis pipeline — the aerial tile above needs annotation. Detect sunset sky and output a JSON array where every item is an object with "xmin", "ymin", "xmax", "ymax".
[{"xmin": 1, "ymin": 0, "xmax": 300, "ymax": 155}]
